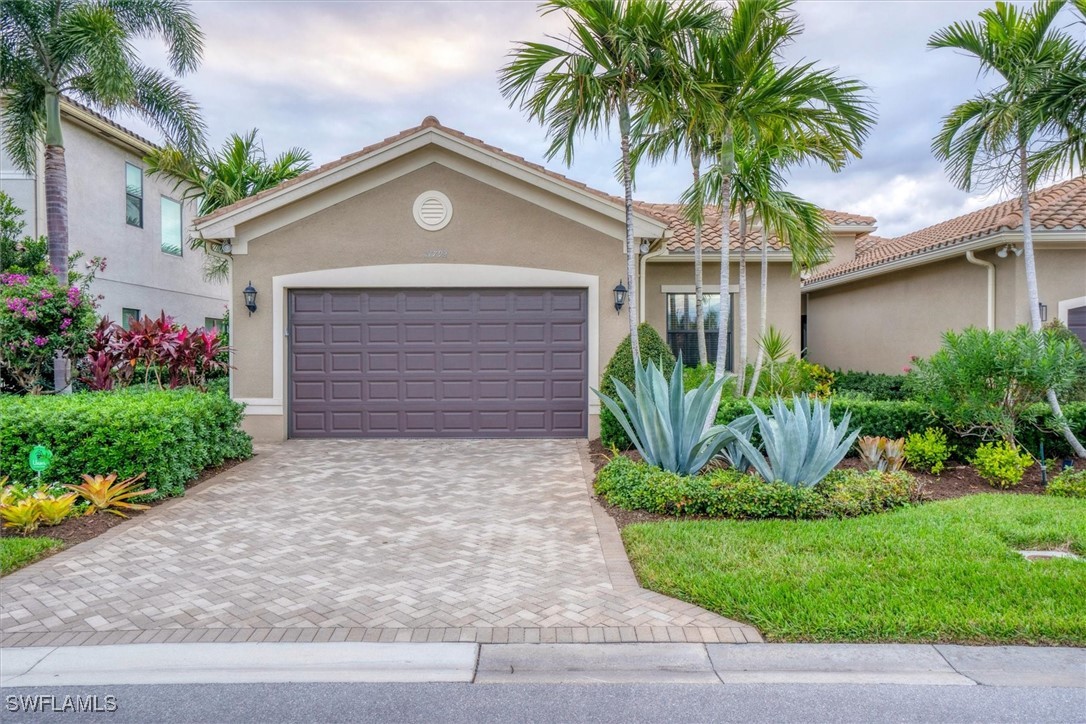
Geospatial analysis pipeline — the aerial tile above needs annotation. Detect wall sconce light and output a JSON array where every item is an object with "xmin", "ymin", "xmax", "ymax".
[
  {"xmin": 613, "ymin": 281, "xmax": 627, "ymax": 313},
  {"xmin": 1039, "ymin": 302, "xmax": 1048, "ymax": 322},
  {"xmin": 219, "ymin": 240, "xmax": 233, "ymax": 254},
  {"xmin": 243, "ymin": 281, "xmax": 258, "ymax": 316}
]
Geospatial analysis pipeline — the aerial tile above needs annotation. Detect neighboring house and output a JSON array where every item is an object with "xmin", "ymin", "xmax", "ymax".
[
  {"xmin": 803, "ymin": 176, "xmax": 1086, "ymax": 374},
  {"xmin": 193, "ymin": 117, "xmax": 874, "ymax": 442},
  {"xmin": 0, "ymin": 98, "xmax": 228, "ymax": 329}
]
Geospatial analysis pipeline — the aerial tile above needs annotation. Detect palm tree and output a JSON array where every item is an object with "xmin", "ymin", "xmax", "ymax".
[
  {"xmin": 145, "ymin": 129, "xmax": 312, "ymax": 280},
  {"xmin": 930, "ymin": 0, "xmax": 1086, "ymax": 457},
  {"xmin": 1, "ymin": 0, "xmax": 204, "ymax": 391},
  {"xmin": 688, "ymin": 0, "xmax": 874, "ymax": 383},
  {"xmin": 499, "ymin": 0, "xmax": 721, "ymax": 360}
]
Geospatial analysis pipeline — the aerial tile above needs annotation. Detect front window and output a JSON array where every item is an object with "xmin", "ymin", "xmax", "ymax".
[
  {"xmin": 204, "ymin": 317, "xmax": 223, "ymax": 331},
  {"xmin": 160, "ymin": 197, "xmax": 182, "ymax": 256},
  {"xmin": 122, "ymin": 307, "xmax": 141, "ymax": 329},
  {"xmin": 666, "ymin": 292, "xmax": 733, "ymax": 369},
  {"xmin": 125, "ymin": 164, "xmax": 143, "ymax": 227}
]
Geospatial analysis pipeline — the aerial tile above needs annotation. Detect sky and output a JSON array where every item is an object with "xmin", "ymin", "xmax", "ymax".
[{"xmin": 124, "ymin": 0, "xmax": 1085, "ymax": 238}]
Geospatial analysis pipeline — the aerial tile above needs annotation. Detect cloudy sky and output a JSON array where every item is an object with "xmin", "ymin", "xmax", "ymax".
[{"xmin": 127, "ymin": 0, "xmax": 1084, "ymax": 238}]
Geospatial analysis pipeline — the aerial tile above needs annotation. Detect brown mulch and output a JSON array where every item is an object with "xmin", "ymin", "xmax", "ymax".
[
  {"xmin": 588, "ymin": 438, "xmax": 1086, "ymax": 528},
  {"xmin": 1, "ymin": 457, "xmax": 251, "ymax": 553}
]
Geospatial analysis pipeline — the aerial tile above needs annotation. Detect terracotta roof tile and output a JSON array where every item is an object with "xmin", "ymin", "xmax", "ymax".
[
  {"xmin": 60, "ymin": 96, "xmax": 161, "ymax": 151},
  {"xmin": 805, "ymin": 176, "xmax": 1086, "ymax": 285},
  {"xmin": 635, "ymin": 202, "xmax": 875, "ymax": 253},
  {"xmin": 196, "ymin": 117, "xmax": 672, "ymax": 227}
]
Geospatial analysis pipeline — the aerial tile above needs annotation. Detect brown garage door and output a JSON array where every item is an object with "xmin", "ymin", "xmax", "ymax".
[{"xmin": 288, "ymin": 289, "xmax": 588, "ymax": 438}]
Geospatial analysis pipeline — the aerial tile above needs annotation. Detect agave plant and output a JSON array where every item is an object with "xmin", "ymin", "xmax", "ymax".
[
  {"xmin": 593, "ymin": 357, "xmax": 736, "ymax": 475},
  {"xmin": 730, "ymin": 396, "xmax": 860, "ymax": 488},
  {"xmin": 719, "ymin": 413, "xmax": 758, "ymax": 472}
]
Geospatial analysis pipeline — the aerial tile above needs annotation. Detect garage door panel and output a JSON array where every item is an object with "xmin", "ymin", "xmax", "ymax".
[{"xmin": 289, "ymin": 289, "xmax": 587, "ymax": 438}]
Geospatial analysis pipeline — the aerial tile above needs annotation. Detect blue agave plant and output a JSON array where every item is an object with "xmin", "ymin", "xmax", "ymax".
[{"xmin": 593, "ymin": 356, "xmax": 736, "ymax": 475}]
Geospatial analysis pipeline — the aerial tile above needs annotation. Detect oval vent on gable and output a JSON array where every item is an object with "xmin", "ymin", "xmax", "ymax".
[{"xmin": 413, "ymin": 191, "xmax": 452, "ymax": 231}]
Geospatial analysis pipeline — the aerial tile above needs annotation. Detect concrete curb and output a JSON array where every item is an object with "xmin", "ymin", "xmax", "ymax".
[{"xmin": 1, "ymin": 642, "xmax": 1082, "ymax": 688}]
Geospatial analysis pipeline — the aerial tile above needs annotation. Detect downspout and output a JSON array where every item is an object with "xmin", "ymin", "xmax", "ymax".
[
  {"xmin": 965, "ymin": 251, "xmax": 995, "ymax": 331},
  {"xmin": 638, "ymin": 239, "xmax": 668, "ymax": 323}
]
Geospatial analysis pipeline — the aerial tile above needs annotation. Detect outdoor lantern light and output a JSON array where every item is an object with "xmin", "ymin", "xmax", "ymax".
[
  {"xmin": 1039, "ymin": 302, "xmax": 1048, "ymax": 322},
  {"xmin": 243, "ymin": 282, "xmax": 258, "ymax": 316},
  {"xmin": 613, "ymin": 281, "xmax": 627, "ymax": 313}
]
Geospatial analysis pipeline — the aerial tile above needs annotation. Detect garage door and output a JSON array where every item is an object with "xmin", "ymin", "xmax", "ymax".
[
  {"xmin": 1070, "ymin": 306, "xmax": 1086, "ymax": 345},
  {"xmin": 288, "ymin": 289, "xmax": 588, "ymax": 438}
]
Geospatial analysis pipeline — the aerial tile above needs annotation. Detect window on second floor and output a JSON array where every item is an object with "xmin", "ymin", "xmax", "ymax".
[
  {"xmin": 160, "ymin": 197, "xmax": 182, "ymax": 256},
  {"xmin": 125, "ymin": 164, "xmax": 143, "ymax": 227}
]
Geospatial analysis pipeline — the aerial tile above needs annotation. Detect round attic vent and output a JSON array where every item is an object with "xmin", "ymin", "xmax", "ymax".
[{"xmin": 413, "ymin": 190, "xmax": 452, "ymax": 231}]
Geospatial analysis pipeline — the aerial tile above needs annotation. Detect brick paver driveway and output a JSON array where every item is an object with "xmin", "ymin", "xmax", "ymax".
[{"xmin": 1, "ymin": 440, "xmax": 759, "ymax": 646}]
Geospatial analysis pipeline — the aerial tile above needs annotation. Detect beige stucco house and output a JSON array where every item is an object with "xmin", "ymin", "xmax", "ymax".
[
  {"xmin": 803, "ymin": 176, "xmax": 1086, "ymax": 374},
  {"xmin": 193, "ymin": 117, "xmax": 874, "ymax": 442},
  {"xmin": 0, "ymin": 98, "xmax": 228, "ymax": 328}
]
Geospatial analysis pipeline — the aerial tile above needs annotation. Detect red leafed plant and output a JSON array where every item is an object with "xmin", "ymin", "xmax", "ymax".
[{"xmin": 77, "ymin": 312, "xmax": 229, "ymax": 391}]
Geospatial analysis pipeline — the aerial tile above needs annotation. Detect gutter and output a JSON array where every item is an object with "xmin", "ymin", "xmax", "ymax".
[
  {"xmin": 638, "ymin": 240, "xmax": 668, "ymax": 323},
  {"xmin": 965, "ymin": 251, "xmax": 995, "ymax": 331}
]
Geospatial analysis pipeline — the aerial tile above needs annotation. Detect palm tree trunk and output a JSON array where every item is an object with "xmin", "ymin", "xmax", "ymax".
[
  {"xmin": 746, "ymin": 226, "xmax": 770, "ymax": 398},
  {"xmin": 714, "ymin": 177, "xmax": 732, "ymax": 383},
  {"xmin": 691, "ymin": 149, "xmax": 707, "ymax": 367},
  {"xmin": 736, "ymin": 212, "xmax": 748, "ymax": 395},
  {"xmin": 1018, "ymin": 145, "xmax": 1086, "ymax": 458},
  {"xmin": 619, "ymin": 102, "xmax": 640, "ymax": 361},
  {"xmin": 44, "ymin": 90, "xmax": 71, "ymax": 393}
]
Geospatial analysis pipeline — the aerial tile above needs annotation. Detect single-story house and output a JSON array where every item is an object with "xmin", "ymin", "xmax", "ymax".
[
  {"xmin": 193, "ymin": 117, "xmax": 874, "ymax": 441},
  {"xmin": 803, "ymin": 176, "xmax": 1086, "ymax": 374}
]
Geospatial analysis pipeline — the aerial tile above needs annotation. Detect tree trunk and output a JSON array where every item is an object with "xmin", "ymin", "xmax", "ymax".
[
  {"xmin": 619, "ymin": 103, "xmax": 640, "ymax": 361},
  {"xmin": 714, "ymin": 176, "xmax": 732, "ymax": 383},
  {"xmin": 45, "ymin": 93, "xmax": 71, "ymax": 392},
  {"xmin": 692, "ymin": 149, "xmax": 707, "ymax": 367},
  {"xmin": 747, "ymin": 226, "xmax": 770, "ymax": 398},
  {"xmin": 1019, "ymin": 145, "xmax": 1086, "ymax": 457},
  {"xmin": 735, "ymin": 212, "xmax": 748, "ymax": 395}
]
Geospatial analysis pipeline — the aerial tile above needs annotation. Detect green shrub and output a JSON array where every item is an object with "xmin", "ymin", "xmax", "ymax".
[
  {"xmin": 971, "ymin": 442, "xmax": 1034, "ymax": 489},
  {"xmin": 832, "ymin": 370, "xmax": 912, "ymax": 400},
  {"xmin": 0, "ymin": 388, "xmax": 252, "ymax": 499},
  {"xmin": 600, "ymin": 324, "xmax": 676, "ymax": 448},
  {"xmin": 904, "ymin": 428, "xmax": 951, "ymax": 474},
  {"xmin": 1046, "ymin": 469, "xmax": 1086, "ymax": 499},
  {"xmin": 1015, "ymin": 402, "xmax": 1086, "ymax": 459},
  {"xmin": 595, "ymin": 455, "xmax": 915, "ymax": 520},
  {"xmin": 716, "ymin": 397, "xmax": 934, "ymax": 443}
]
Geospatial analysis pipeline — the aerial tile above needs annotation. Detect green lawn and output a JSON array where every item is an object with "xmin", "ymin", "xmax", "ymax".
[
  {"xmin": 1, "ymin": 536, "xmax": 63, "ymax": 575},
  {"xmin": 622, "ymin": 494, "xmax": 1086, "ymax": 645}
]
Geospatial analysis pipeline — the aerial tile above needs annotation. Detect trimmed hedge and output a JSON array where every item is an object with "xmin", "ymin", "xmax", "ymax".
[
  {"xmin": 713, "ymin": 398, "xmax": 1086, "ymax": 459},
  {"xmin": 599, "ymin": 324, "xmax": 676, "ymax": 448},
  {"xmin": 0, "ymin": 389, "xmax": 253, "ymax": 499},
  {"xmin": 595, "ymin": 455, "xmax": 916, "ymax": 519},
  {"xmin": 831, "ymin": 370, "xmax": 912, "ymax": 401}
]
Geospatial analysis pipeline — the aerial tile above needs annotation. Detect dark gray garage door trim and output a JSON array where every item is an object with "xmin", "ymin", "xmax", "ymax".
[{"xmin": 288, "ymin": 288, "xmax": 588, "ymax": 439}]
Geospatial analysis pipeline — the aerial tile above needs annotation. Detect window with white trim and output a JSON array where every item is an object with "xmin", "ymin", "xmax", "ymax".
[
  {"xmin": 160, "ymin": 197, "xmax": 182, "ymax": 256},
  {"xmin": 665, "ymin": 292, "xmax": 733, "ymax": 368}
]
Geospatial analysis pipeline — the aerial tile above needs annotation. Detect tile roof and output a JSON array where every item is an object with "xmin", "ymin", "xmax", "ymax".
[
  {"xmin": 634, "ymin": 202, "xmax": 876, "ymax": 253},
  {"xmin": 855, "ymin": 233, "xmax": 891, "ymax": 254},
  {"xmin": 59, "ymin": 96, "xmax": 161, "ymax": 151},
  {"xmin": 805, "ymin": 176, "xmax": 1086, "ymax": 285},
  {"xmin": 197, "ymin": 116, "xmax": 670, "ymax": 226}
]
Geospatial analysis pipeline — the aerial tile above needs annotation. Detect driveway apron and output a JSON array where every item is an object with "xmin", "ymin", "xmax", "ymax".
[{"xmin": 1, "ymin": 440, "xmax": 758, "ymax": 646}]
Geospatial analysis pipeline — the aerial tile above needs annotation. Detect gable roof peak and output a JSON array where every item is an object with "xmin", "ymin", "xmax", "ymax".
[{"xmin": 421, "ymin": 115, "xmax": 441, "ymax": 128}]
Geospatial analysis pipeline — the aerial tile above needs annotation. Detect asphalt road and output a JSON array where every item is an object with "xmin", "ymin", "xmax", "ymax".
[{"xmin": 4, "ymin": 682, "xmax": 1085, "ymax": 724}]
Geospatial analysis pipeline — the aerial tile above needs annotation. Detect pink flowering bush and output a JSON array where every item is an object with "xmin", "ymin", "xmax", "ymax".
[
  {"xmin": 78, "ymin": 312, "xmax": 229, "ymax": 391},
  {"xmin": 0, "ymin": 269, "xmax": 98, "ymax": 393}
]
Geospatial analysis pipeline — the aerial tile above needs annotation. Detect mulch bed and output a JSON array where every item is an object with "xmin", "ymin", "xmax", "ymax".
[
  {"xmin": 587, "ymin": 438, "xmax": 1086, "ymax": 529},
  {"xmin": 1, "ymin": 456, "xmax": 250, "ymax": 554}
]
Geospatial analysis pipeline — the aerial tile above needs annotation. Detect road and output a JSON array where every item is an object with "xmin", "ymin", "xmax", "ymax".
[{"xmin": 4, "ymin": 682, "xmax": 1085, "ymax": 724}]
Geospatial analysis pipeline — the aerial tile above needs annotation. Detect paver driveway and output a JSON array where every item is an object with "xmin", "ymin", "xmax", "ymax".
[{"xmin": 1, "ymin": 440, "xmax": 758, "ymax": 646}]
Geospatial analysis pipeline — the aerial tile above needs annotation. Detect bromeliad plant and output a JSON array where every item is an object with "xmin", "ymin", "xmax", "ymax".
[
  {"xmin": 65, "ymin": 473, "xmax": 154, "ymax": 518},
  {"xmin": 731, "ymin": 395, "xmax": 860, "ymax": 488},
  {"xmin": 593, "ymin": 357, "xmax": 737, "ymax": 475},
  {"xmin": 857, "ymin": 436, "xmax": 906, "ymax": 473}
]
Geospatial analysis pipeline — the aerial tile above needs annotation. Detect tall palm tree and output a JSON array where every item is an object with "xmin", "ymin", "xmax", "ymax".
[
  {"xmin": 930, "ymin": 0, "xmax": 1086, "ymax": 457},
  {"xmin": 1, "ymin": 0, "xmax": 204, "ymax": 391},
  {"xmin": 499, "ymin": 0, "xmax": 721, "ymax": 360},
  {"xmin": 689, "ymin": 0, "xmax": 874, "ymax": 383},
  {"xmin": 146, "ymin": 129, "xmax": 312, "ymax": 280}
]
